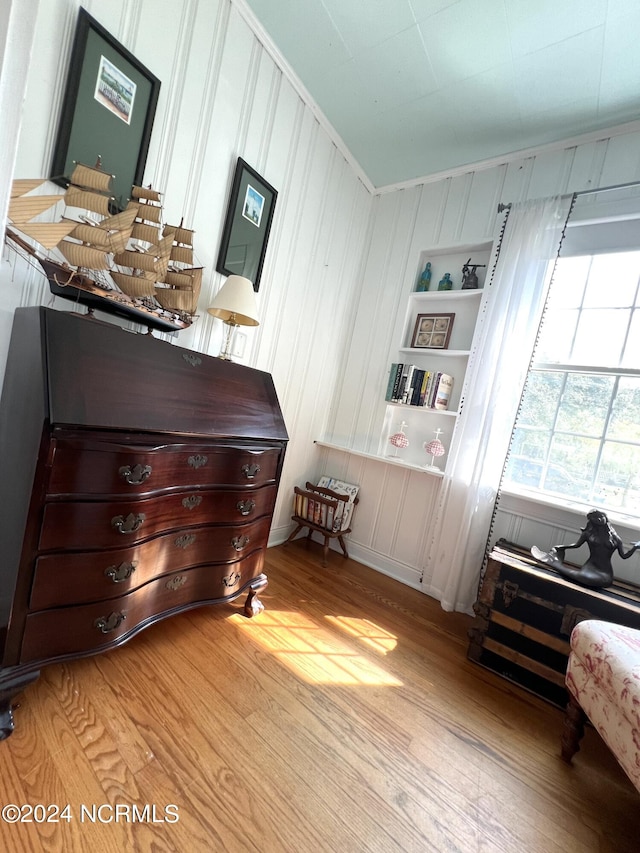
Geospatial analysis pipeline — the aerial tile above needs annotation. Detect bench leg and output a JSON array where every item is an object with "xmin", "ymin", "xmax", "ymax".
[
  {"xmin": 561, "ymin": 695, "xmax": 586, "ymax": 763},
  {"xmin": 337, "ymin": 534, "xmax": 349, "ymax": 559},
  {"xmin": 322, "ymin": 535, "xmax": 330, "ymax": 567},
  {"xmin": 285, "ymin": 522, "xmax": 305, "ymax": 545}
]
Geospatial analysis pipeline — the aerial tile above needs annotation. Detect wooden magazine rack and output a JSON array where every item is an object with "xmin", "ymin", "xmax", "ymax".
[{"xmin": 286, "ymin": 481, "xmax": 359, "ymax": 566}]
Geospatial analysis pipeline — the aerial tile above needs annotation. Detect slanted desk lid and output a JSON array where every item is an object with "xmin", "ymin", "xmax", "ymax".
[{"xmin": 36, "ymin": 307, "xmax": 287, "ymax": 441}]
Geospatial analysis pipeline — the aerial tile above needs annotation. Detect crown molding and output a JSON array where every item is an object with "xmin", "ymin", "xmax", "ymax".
[{"xmin": 375, "ymin": 120, "xmax": 640, "ymax": 195}]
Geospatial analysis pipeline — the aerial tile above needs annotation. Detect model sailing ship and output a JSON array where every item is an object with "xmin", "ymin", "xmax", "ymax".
[{"xmin": 5, "ymin": 161, "xmax": 202, "ymax": 333}]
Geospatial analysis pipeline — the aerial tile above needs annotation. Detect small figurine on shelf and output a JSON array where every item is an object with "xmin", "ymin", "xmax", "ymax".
[
  {"xmin": 437, "ymin": 273, "xmax": 453, "ymax": 291},
  {"xmin": 417, "ymin": 261, "xmax": 432, "ymax": 292},
  {"xmin": 388, "ymin": 421, "xmax": 409, "ymax": 457},
  {"xmin": 423, "ymin": 428, "xmax": 446, "ymax": 470},
  {"xmin": 461, "ymin": 259, "xmax": 486, "ymax": 290}
]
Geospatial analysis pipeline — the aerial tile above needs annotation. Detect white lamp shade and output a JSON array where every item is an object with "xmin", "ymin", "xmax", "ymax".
[{"xmin": 207, "ymin": 275, "xmax": 259, "ymax": 326}]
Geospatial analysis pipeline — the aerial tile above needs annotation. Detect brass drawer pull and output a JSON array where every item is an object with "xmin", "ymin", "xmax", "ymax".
[
  {"xmin": 111, "ymin": 513, "xmax": 146, "ymax": 534},
  {"xmin": 232, "ymin": 535, "xmax": 250, "ymax": 552},
  {"xmin": 175, "ymin": 533, "xmax": 196, "ymax": 549},
  {"xmin": 118, "ymin": 464, "xmax": 152, "ymax": 485},
  {"xmin": 182, "ymin": 494, "xmax": 202, "ymax": 510},
  {"xmin": 236, "ymin": 499, "xmax": 255, "ymax": 516},
  {"xmin": 241, "ymin": 463, "xmax": 261, "ymax": 480},
  {"xmin": 94, "ymin": 612, "xmax": 126, "ymax": 634},
  {"xmin": 223, "ymin": 571, "xmax": 241, "ymax": 588},
  {"xmin": 188, "ymin": 455, "xmax": 208, "ymax": 469},
  {"xmin": 166, "ymin": 575, "xmax": 187, "ymax": 591},
  {"xmin": 104, "ymin": 561, "xmax": 137, "ymax": 583}
]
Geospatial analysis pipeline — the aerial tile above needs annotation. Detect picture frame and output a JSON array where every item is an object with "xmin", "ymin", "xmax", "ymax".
[
  {"xmin": 411, "ymin": 313, "xmax": 455, "ymax": 349},
  {"xmin": 50, "ymin": 8, "xmax": 160, "ymax": 211},
  {"xmin": 216, "ymin": 157, "xmax": 278, "ymax": 292}
]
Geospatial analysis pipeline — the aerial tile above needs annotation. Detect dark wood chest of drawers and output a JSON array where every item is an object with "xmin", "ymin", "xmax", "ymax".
[
  {"xmin": 468, "ymin": 541, "xmax": 640, "ymax": 708},
  {"xmin": 0, "ymin": 307, "xmax": 288, "ymax": 737}
]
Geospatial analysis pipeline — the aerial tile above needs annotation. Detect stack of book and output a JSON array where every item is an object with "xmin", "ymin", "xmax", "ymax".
[{"xmin": 385, "ymin": 363, "xmax": 454, "ymax": 410}]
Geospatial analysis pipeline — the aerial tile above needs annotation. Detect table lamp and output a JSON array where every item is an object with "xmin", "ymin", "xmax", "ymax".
[{"xmin": 207, "ymin": 274, "xmax": 259, "ymax": 360}]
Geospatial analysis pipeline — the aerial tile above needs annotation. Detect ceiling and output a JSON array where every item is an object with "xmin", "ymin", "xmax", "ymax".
[{"xmin": 244, "ymin": 0, "xmax": 640, "ymax": 188}]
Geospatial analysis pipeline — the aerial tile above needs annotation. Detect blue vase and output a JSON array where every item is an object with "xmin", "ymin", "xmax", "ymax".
[{"xmin": 417, "ymin": 262, "xmax": 431, "ymax": 291}]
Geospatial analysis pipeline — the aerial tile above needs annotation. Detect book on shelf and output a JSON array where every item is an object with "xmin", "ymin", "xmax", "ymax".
[
  {"xmin": 402, "ymin": 365, "xmax": 416, "ymax": 404},
  {"xmin": 385, "ymin": 363, "xmax": 400, "ymax": 401},
  {"xmin": 409, "ymin": 368, "xmax": 426, "ymax": 405},
  {"xmin": 433, "ymin": 373, "xmax": 454, "ymax": 410},
  {"xmin": 386, "ymin": 363, "xmax": 403, "ymax": 402},
  {"xmin": 385, "ymin": 363, "xmax": 454, "ymax": 410},
  {"xmin": 420, "ymin": 371, "xmax": 433, "ymax": 406},
  {"xmin": 396, "ymin": 364, "xmax": 411, "ymax": 403}
]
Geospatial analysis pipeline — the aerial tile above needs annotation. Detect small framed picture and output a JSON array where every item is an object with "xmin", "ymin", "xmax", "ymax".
[
  {"xmin": 216, "ymin": 157, "xmax": 278, "ymax": 292},
  {"xmin": 411, "ymin": 313, "xmax": 455, "ymax": 349}
]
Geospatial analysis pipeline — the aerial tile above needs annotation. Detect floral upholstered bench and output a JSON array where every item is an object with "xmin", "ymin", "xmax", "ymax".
[{"xmin": 561, "ymin": 619, "xmax": 640, "ymax": 793}]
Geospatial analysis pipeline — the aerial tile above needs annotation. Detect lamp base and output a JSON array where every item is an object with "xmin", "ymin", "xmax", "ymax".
[{"xmin": 218, "ymin": 320, "xmax": 238, "ymax": 361}]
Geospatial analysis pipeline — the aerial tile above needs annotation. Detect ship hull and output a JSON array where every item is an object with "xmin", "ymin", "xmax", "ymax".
[{"xmin": 39, "ymin": 258, "xmax": 191, "ymax": 334}]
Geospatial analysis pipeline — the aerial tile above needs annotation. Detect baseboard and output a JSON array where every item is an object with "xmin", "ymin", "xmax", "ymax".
[{"xmin": 269, "ymin": 526, "xmax": 424, "ymax": 593}]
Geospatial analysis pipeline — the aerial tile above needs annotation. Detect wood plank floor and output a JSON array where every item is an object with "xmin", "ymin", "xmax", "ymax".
[{"xmin": 0, "ymin": 540, "xmax": 636, "ymax": 852}]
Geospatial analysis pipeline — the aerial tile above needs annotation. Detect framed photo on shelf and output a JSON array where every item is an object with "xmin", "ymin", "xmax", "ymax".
[
  {"xmin": 411, "ymin": 313, "xmax": 455, "ymax": 349},
  {"xmin": 50, "ymin": 8, "xmax": 160, "ymax": 211},
  {"xmin": 216, "ymin": 157, "xmax": 278, "ymax": 292}
]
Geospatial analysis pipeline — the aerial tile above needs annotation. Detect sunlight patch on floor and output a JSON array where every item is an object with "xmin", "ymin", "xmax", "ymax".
[
  {"xmin": 233, "ymin": 609, "xmax": 402, "ymax": 686},
  {"xmin": 324, "ymin": 615, "xmax": 398, "ymax": 655}
]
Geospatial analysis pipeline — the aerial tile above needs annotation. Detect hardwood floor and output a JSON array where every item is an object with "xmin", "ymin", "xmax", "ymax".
[{"xmin": 0, "ymin": 540, "xmax": 636, "ymax": 852}]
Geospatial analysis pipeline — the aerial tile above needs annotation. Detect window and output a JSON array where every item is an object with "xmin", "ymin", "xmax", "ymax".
[{"xmin": 502, "ymin": 214, "xmax": 640, "ymax": 520}]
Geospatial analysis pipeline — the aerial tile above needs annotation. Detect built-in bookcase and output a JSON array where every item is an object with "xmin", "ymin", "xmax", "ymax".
[
  {"xmin": 377, "ymin": 242, "xmax": 494, "ymax": 473},
  {"xmin": 317, "ymin": 240, "xmax": 499, "ymax": 477}
]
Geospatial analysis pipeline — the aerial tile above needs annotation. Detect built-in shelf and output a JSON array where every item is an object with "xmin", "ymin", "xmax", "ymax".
[
  {"xmin": 399, "ymin": 348, "xmax": 470, "ymax": 357},
  {"xmin": 410, "ymin": 289, "xmax": 483, "ymax": 301},
  {"xmin": 314, "ymin": 440, "xmax": 444, "ymax": 477},
  {"xmin": 386, "ymin": 401, "xmax": 458, "ymax": 416}
]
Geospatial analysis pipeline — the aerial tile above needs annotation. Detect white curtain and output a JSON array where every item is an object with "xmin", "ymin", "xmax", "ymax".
[{"xmin": 423, "ymin": 194, "xmax": 574, "ymax": 613}]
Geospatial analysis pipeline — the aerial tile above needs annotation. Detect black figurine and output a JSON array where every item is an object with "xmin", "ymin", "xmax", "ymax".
[
  {"xmin": 531, "ymin": 509, "xmax": 640, "ymax": 589},
  {"xmin": 461, "ymin": 258, "xmax": 486, "ymax": 290}
]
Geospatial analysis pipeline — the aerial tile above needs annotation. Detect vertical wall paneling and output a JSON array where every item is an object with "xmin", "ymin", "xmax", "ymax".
[
  {"xmin": 322, "ymin": 126, "xmax": 640, "ymax": 594},
  {"xmin": 255, "ymin": 94, "xmax": 305, "ymax": 374},
  {"xmin": 463, "ymin": 167, "xmax": 508, "ymax": 240},
  {"xmin": 0, "ymin": 0, "xmax": 374, "ymax": 553},
  {"xmin": 500, "ymin": 156, "xmax": 535, "ymax": 206},
  {"xmin": 566, "ymin": 139, "xmax": 607, "ymax": 191},
  {"xmin": 598, "ymin": 134, "xmax": 640, "ymax": 188},
  {"xmin": 525, "ymin": 147, "xmax": 575, "ymax": 200}
]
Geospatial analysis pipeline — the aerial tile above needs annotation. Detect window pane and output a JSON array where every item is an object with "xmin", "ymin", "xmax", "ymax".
[
  {"xmin": 621, "ymin": 310, "xmax": 640, "ymax": 368},
  {"xmin": 548, "ymin": 257, "xmax": 588, "ymax": 308},
  {"xmin": 593, "ymin": 442, "xmax": 640, "ymax": 513},
  {"xmin": 547, "ymin": 434, "xmax": 598, "ymax": 499},
  {"xmin": 571, "ymin": 308, "xmax": 628, "ymax": 365},
  {"xmin": 608, "ymin": 376, "xmax": 640, "ymax": 441},
  {"xmin": 536, "ymin": 309, "xmax": 578, "ymax": 362},
  {"xmin": 503, "ymin": 242, "xmax": 640, "ymax": 518},
  {"xmin": 584, "ymin": 252, "xmax": 640, "ymax": 307},
  {"xmin": 508, "ymin": 427, "xmax": 551, "ymax": 463},
  {"xmin": 555, "ymin": 373, "xmax": 614, "ymax": 435},
  {"xmin": 518, "ymin": 371, "xmax": 563, "ymax": 426},
  {"xmin": 504, "ymin": 423, "xmax": 553, "ymax": 490}
]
